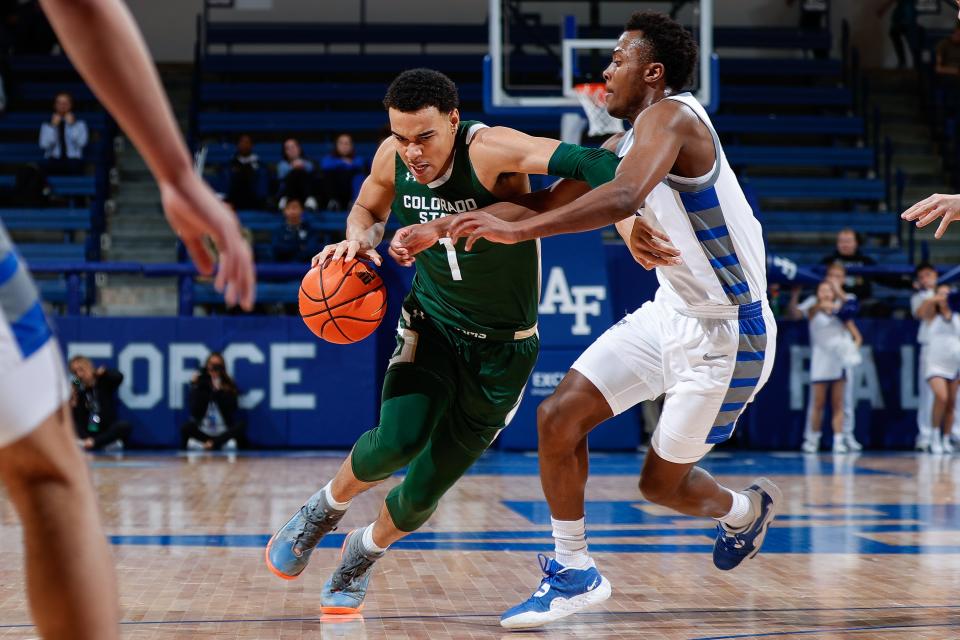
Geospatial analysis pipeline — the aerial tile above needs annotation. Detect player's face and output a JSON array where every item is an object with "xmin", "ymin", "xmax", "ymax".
[
  {"xmin": 389, "ymin": 107, "xmax": 459, "ymax": 184},
  {"xmin": 603, "ymin": 31, "xmax": 655, "ymax": 120}
]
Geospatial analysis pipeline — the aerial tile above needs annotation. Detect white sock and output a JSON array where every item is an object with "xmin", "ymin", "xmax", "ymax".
[
  {"xmin": 360, "ymin": 523, "xmax": 388, "ymax": 555},
  {"xmin": 717, "ymin": 489, "xmax": 754, "ymax": 530},
  {"xmin": 323, "ymin": 481, "xmax": 351, "ymax": 511},
  {"xmin": 551, "ymin": 517, "xmax": 593, "ymax": 570}
]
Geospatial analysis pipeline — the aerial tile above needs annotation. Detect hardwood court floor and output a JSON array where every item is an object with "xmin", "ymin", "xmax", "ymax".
[{"xmin": 2, "ymin": 451, "xmax": 960, "ymax": 639}]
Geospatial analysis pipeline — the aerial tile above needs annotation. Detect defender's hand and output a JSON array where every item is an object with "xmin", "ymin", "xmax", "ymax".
[
  {"xmin": 902, "ymin": 193, "xmax": 960, "ymax": 239},
  {"xmin": 159, "ymin": 173, "xmax": 255, "ymax": 310},
  {"xmin": 448, "ymin": 211, "xmax": 521, "ymax": 251}
]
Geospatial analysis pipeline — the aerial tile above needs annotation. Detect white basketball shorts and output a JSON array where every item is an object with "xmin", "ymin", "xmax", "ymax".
[
  {"xmin": 571, "ymin": 296, "xmax": 776, "ymax": 464},
  {"xmin": 0, "ymin": 225, "xmax": 70, "ymax": 447}
]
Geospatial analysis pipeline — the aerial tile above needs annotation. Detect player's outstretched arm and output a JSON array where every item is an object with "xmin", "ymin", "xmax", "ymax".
[
  {"xmin": 449, "ymin": 103, "xmax": 685, "ymax": 249},
  {"xmin": 902, "ymin": 193, "xmax": 960, "ymax": 239},
  {"xmin": 40, "ymin": 0, "xmax": 254, "ymax": 309},
  {"xmin": 314, "ymin": 139, "xmax": 395, "ymax": 267}
]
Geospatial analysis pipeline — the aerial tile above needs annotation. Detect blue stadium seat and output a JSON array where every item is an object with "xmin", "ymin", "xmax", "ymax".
[
  {"xmin": 745, "ymin": 177, "xmax": 885, "ymax": 201},
  {"xmin": 760, "ymin": 211, "xmax": 897, "ymax": 235},
  {"xmin": 725, "ymin": 145, "xmax": 874, "ymax": 169},
  {"xmin": 0, "ymin": 112, "xmax": 108, "ymax": 132},
  {"xmin": 17, "ymin": 243, "xmax": 87, "ymax": 263},
  {"xmin": 201, "ymin": 53, "xmax": 556, "ymax": 76},
  {"xmin": 198, "ymin": 111, "xmax": 556, "ymax": 135},
  {"xmin": 17, "ymin": 82, "xmax": 96, "ymax": 103},
  {"xmin": 772, "ymin": 245, "xmax": 908, "ymax": 265},
  {"xmin": 199, "ymin": 82, "xmax": 483, "ymax": 104},
  {"xmin": 202, "ymin": 142, "xmax": 379, "ymax": 166},
  {"xmin": 714, "ymin": 115, "xmax": 864, "ymax": 136},
  {"xmin": 205, "ymin": 22, "xmax": 488, "ymax": 47},
  {"xmin": 0, "ymin": 208, "xmax": 92, "ymax": 231},
  {"xmin": 721, "ymin": 85, "xmax": 853, "ymax": 107},
  {"xmin": 193, "ymin": 280, "xmax": 297, "ymax": 305},
  {"xmin": 714, "ymin": 27, "xmax": 831, "ymax": 52},
  {"xmin": 0, "ymin": 175, "xmax": 97, "ymax": 197},
  {"xmin": 719, "ymin": 58, "xmax": 843, "ymax": 78}
]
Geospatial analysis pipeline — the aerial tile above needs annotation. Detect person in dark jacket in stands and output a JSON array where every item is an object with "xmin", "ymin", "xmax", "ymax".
[
  {"xmin": 181, "ymin": 352, "xmax": 245, "ymax": 451},
  {"xmin": 226, "ymin": 133, "xmax": 266, "ymax": 210},
  {"xmin": 69, "ymin": 356, "xmax": 131, "ymax": 451},
  {"xmin": 272, "ymin": 196, "xmax": 320, "ymax": 262},
  {"xmin": 820, "ymin": 228, "xmax": 876, "ymax": 303}
]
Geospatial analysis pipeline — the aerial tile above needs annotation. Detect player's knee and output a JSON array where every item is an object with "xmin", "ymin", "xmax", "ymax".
[
  {"xmin": 388, "ymin": 490, "xmax": 437, "ymax": 533},
  {"xmin": 537, "ymin": 395, "xmax": 584, "ymax": 456},
  {"xmin": 351, "ymin": 425, "xmax": 429, "ymax": 481},
  {"xmin": 638, "ymin": 474, "xmax": 678, "ymax": 507}
]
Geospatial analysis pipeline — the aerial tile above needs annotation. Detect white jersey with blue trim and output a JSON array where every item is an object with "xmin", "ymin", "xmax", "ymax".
[{"xmin": 617, "ymin": 93, "xmax": 767, "ymax": 320}]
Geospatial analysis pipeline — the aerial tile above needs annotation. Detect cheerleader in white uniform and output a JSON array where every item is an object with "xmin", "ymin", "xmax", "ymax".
[
  {"xmin": 925, "ymin": 284, "xmax": 960, "ymax": 454},
  {"xmin": 798, "ymin": 279, "xmax": 863, "ymax": 453}
]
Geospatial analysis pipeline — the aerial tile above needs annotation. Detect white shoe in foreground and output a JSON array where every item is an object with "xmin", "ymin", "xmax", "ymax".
[{"xmin": 500, "ymin": 554, "xmax": 611, "ymax": 630}]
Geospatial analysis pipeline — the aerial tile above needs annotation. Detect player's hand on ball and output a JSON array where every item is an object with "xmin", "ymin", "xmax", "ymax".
[
  {"xmin": 902, "ymin": 193, "xmax": 960, "ymax": 239},
  {"xmin": 160, "ymin": 173, "xmax": 255, "ymax": 311},
  {"xmin": 628, "ymin": 216, "xmax": 682, "ymax": 269},
  {"xmin": 448, "ymin": 211, "xmax": 521, "ymax": 251},
  {"xmin": 312, "ymin": 240, "xmax": 383, "ymax": 268}
]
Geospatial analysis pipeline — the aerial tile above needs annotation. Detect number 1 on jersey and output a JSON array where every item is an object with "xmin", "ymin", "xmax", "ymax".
[{"xmin": 438, "ymin": 238, "xmax": 463, "ymax": 281}]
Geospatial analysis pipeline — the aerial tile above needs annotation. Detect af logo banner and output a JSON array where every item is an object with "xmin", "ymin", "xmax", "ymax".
[{"xmin": 537, "ymin": 231, "xmax": 612, "ymax": 348}]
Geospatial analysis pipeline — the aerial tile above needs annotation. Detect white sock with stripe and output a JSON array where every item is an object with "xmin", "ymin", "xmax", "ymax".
[
  {"xmin": 717, "ymin": 488, "xmax": 754, "ymax": 530},
  {"xmin": 552, "ymin": 517, "xmax": 594, "ymax": 570}
]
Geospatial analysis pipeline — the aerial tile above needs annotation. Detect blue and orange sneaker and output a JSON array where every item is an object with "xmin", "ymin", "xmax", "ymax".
[
  {"xmin": 321, "ymin": 529, "xmax": 384, "ymax": 615},
  {"xmin": 499, "ymin": 554, "xmax": 611, "ymax": 630},
  {"xmin": 265, "ymin": 488, "xmax": 347, "ymax": 580},
  {"xmin": 712, "ymin": 477, "xmax": 782, "ymax": 571}
]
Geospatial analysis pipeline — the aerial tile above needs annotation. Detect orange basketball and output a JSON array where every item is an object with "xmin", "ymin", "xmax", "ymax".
[{"xmin": 299, "ymin": 259, "xmax": 387, "ymax": 344}]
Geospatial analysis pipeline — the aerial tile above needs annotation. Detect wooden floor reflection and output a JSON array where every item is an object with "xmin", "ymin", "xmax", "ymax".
[{"xmin": 2, "ymin": 450, "xmax": 960, "ymax": 639}]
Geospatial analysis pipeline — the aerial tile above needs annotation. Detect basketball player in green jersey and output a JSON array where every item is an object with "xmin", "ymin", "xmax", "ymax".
[{"xmin": 265, "ymin": 68, "xmax": 621, "ymax": 613}]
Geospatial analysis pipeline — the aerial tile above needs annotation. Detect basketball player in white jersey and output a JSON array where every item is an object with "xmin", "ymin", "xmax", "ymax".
[
  {"xmin": 439, "ymin": 11, "xmax": 780, "ymax": 628},
  {"xmin": 0, "ymin": 1, "xmax": 254, "ymax": 637}
]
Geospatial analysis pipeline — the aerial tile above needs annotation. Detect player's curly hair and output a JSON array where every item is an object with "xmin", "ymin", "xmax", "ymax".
[
  {"xmin": 624, "ymin": 11, "xmax": 698, "ymax": 92},
  {"xmin": 383, "ymin": 68, "xmax": 459, "ymax": 114}
]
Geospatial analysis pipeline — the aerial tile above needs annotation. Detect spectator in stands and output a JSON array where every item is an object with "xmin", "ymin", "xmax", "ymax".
[
  {"xmin": 820, "ymin": 228, "xmax": 875, "ymax": 303},
  {"xmin": 936, "ymin": 22, "xmax": 960, "ymax": 77},
  {"xmin": 226, "ymin": 133, "xmax": 266, "ymax": 210},
  {"xmin": 272, "ymin": 196, "xmax": 319, "ymax": 263},
  {"xmin": 181, "ymin": 352, "xmax": 244, "ymax": 451},
  {"xmin": 878, "ymin": 0, "xmax": 921, "ymax": 70},
  {"xmin": 787, "ymin": 0, "xmax": 829, "ymax": 58},
  {"xmin": 69, "ymin": 356, "xmax": 131, "ymax": 452},
  {"xmin": 276, "ymin": 137, "xmax": 318, "ymax": 210},
  {"xmin": 321, "ymin": 133, "xmax": 366, "ymax": 211},
  {"xmin": 912, "ymin": 262, "xmax": 939, "ymax": 452},
  {"xmin": 790, "ymin": 275, "xmax": 863, "ymax": 454},
  {"xmin": 39, "ymin": 92, "xmax": 88, "ymax": 176}
]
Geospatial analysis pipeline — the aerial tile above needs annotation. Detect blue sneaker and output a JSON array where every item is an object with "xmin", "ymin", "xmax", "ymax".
[
  {"xmin": 713, "ymin": 477, "xmax": 782, "ymax": 571},
  {"xmin": 500, "ymin": 554, "xmax": 611, "ymax": 630},
  {"xmin": 321, "ymin": 529, "xmax": 383, "ymax": 615},
  {"xmin": 265, "ymin": 488, "xmax": 347, "ymax": 580}
]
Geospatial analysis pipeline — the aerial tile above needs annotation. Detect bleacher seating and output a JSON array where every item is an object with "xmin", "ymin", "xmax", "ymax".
[{"xmin": 0, "ymin": 175, "xmax": 97, "ymax": 197}]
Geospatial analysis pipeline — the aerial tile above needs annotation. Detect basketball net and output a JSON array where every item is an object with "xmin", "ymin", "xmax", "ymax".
[{"xmin": 573, "ymin": 83, "xmax": 624, "ymax": 137}]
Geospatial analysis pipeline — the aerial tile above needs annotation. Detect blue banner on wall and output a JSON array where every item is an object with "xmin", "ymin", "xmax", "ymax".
[{"xmin": 56, "ymin": 317, "xmax": 379, "ymax": 448}]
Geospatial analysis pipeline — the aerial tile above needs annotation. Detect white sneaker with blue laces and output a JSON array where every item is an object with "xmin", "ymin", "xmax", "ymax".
[{"xmin": 500, "ymin": 554, "xmax": 611, "ymax": 630}]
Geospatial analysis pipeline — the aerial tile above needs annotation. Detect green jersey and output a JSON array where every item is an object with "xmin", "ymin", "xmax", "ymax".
[{"xmin": 391, "ymin": 121, "xmax": 539, "ymax": 340}]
